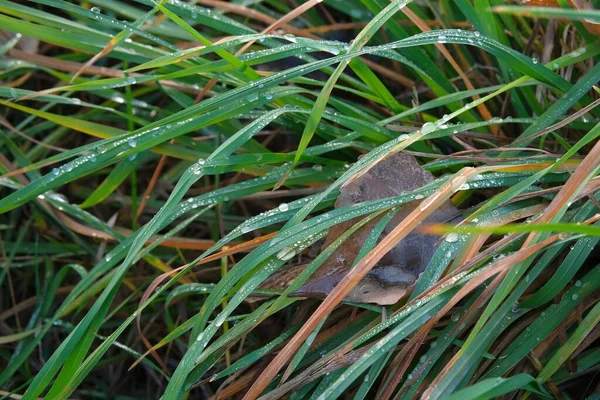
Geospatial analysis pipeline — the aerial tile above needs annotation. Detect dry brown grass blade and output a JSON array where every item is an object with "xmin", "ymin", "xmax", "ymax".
[
  {"xmin": 523, "ymin": 135, "xmax": 600, "ymax": 248},
  {"xmin": 295, "ymin": 22, "xmax": 369, "ymax": 34},
  {"xmin": 483, "ymin": 159, "xmax": 580, "ymax": 173},
  {"xmin": 422, "ymin": 140, "xmax": 600, "ymax": 396},
  {"xmin": 0, "ymin": 158, "xmax": 63, "ymax": 180},
  {"xmin": 419, "ymin": 211, "xmax": 599, "ymax": 394},
  {"xmin": 3, "ymin": 144, "xmax": 230, "ymax": 291},
  {"xmin": 380, "ymin": 203, "xmax": 545, "ymax": 399},
  {"xmin": 0, "ymin": 115, "xmax": 67, "ymax": 153},
  {"xmin": 129, "ymin": 232, "xmax": 277, "ymax": 371},
  {"xmin": 196, "ymin": 0, "xmax": 315, "ymax": 38},
  {"xmin": 211, "ymin": 370, "xmax": 258, "ymax": 400},
  {"xmin": 70, "ymin": 37, "xmax": 122, "ymax": 84},
  {"xmin": 55, "ymin": 210, "xmax": 218, "ymax": 250},
  {"xmin": 239, "ymin": 0, "xmax": 324, "ymax": 55},
  {"xmin": 194, "ymin": 0, "xmax": 323, "ymax": 104},
  {"xmin": 377, "ymin": 331, "xmax": 425, "ymax": 400},
  {"xmin": 396, "ymin": 278, "xmax": 503, "ymax": 398},
  {"xmin": 241, "ymin": 167, "xmax": 478, "ymax": 400},
  {"xmin": 0, "ymin": 148, "xmax": 224, "ymax": 251},
  {"xmin": 507, "ymin": 0, "xmax": 600, "ymax": 35},
  {"xmin": 0, "ymin": 287, "xmax": 71, "ymax": 322},
  {"xmin": 510, "ymin": 177, "xmax": 600, "ymax": 205},
  {"xmin": 8, "ymin": 49, "xmax": 200, "ymax": 102},
  {"xmin": 420, "ymin": 235, "xmax": 562, "ymax": 399},
  {"xmin": 70, "ymin": 8, "xmax": 178, "ymax": 83},
  {"xmin": 260, "ymin": 206, "xmax": 537, "ymax": 398},
  {"xmin": 136, "ymin": 154, "xmax": 169, "ymax": 220},
  {"xmin": 5, "ymin": 70, "xmax": 33, "ymax": 89},
  {"xmin": 400, "ymin": 7, "xmax": 497, "ymax": 134},
  {"xmin": 295, "ymin": 20, "xmax": 475, "ymax": 34},
  {"xmin": 361, "ymin": 58, "xmax": 415, "ymax": 88},
  {"xmin": 257, "ymin": 346, "xmax": 373, "ymax": 400},
  {"xmin": 0, "ymin": 155, "xmax": 115, "ymax": 243},
  {"xmin": 511, "ymin": 97, "xmax": 600, "ymax": 147}
]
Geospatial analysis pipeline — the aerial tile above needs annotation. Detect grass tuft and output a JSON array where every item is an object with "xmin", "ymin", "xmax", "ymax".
[{"xmin": 0, "ymin": 0, "xmax": 599, "ymax": 399}]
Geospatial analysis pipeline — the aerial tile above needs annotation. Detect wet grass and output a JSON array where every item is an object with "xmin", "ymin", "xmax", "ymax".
[{"xmin": 0, "ymin": 0, "xmax": 599, "ymax": 399}]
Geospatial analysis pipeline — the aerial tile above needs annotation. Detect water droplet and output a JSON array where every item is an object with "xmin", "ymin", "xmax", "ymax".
[
  {"xmin": 91, "ymin": 6, "xmax": 101, "ymax": 13},
  {"xmin": 474, "ymin": 31, "xmax": 481, "ymax": 37},
  {"xmin": 438, "ymin": 35, "xmax": 447, "ymax": 43},
  {"xmin": 575, "ymin": 280, "xmax": 582, "ymax": 287},
  {"xmin": 277, "ymin": 246, "xmax": 295, "ymax": 261},
  {"xmin": 421, "ymin": 122, "xmax": 436, "ymax": 135},
  {"xmin": 196, "ymin": 332, "xmax": 204, "ymax": 342},
  {"xmin": 571, "ymin": 294, "xmax": 579, "ymax": 301},
  {"xmin": 430, "ymin": 340, "xmax": 438, "ymax": 349},
  {"xmin": 215, "ymin": 314, "xmax": 226, "ymax": 327},
  {"xmin": 532, "ymin": 57, "xmax": 538, "ymax": 64},
  {"xmin": 445, "ymin": 233, "xmax": 459, "ymax": 243},
  {"xmin": 278, "ymin": 203, "xmax": 289, "ymax": 212},
  {"xmin": 51, "ymin": 168, "xmax": 60, "ymax": 176},
  {"xmin": 264, "ymin": 92, "xmax": 273, "ymax": 100},
  {"xmin": 246, "ymin": 92, "xmax": 259, "ymax": 101},
  {"xmin": 451, "ymin": 313, "xmax": 460, "ymax": 322},
  {"xmin": 127, "ymin": 139, "xmax": 137, "ymax": 148}
]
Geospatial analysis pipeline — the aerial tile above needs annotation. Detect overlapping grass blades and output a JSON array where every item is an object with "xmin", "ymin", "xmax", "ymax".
[{"xmin": 0, "ymin": 1, "xmax": 598, "ymax": 399}]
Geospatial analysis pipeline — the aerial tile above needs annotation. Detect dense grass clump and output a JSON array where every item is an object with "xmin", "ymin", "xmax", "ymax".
[{"xmin": 1, "ymin": 1, "xmax": 599, "ymax": 399}]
